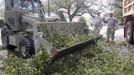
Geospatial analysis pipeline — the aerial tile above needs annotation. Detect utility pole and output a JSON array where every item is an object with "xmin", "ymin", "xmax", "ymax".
[{"xmin": 48, "ymin": 0, "xmax": 50, "ymax": 17}]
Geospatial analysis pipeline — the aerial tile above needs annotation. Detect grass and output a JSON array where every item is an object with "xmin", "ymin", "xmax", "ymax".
[
  {"xmin": 47, "ymin": 40, "xmax": 134, "ymax": 75},
  {"xmin": 4, "ymin": 33, "xmax": 134, "ymax": 75}
]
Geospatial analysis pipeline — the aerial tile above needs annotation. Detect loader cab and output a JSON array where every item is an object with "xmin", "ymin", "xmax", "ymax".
[
  {"xmin": 5, "ymin": 0, "xmax": 39, "ymax": 31},
  {"xmin": 3, "ymin": 0, "xmax": 39, "ymax": 58},
  {"xmin": 19, "ymin": 0, "xmax": 39, "ymax": 13},
  {"xmin": 5, "ymin": 0, "xmax": 19, "ymax": 31}
]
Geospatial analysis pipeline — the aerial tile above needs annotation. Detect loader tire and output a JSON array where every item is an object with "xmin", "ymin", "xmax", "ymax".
[
  {"xmin": 126, "ymin": 21, "xmax": 134, "ymax": 44},
  {"xmin": 19, "ymin": 37, "xmax": 35, "ymax": 59},
  {"xmin": 1, "ymin": 26, "xmax": 9, "ymax": 48}
]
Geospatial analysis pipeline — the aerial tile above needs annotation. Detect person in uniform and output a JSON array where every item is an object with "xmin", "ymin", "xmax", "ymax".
[
  {"xmin": 91, "ymin": 12, "xmax": 103, "ymax": 35},
  {"xmin": 104, "ymin": 12, "xmax": 118, "ymax": 42}
]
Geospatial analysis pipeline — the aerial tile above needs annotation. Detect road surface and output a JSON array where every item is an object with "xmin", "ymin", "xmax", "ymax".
[
  {"xmin": 100, "ymin": 26, "xmax": 125, "ymax": 41},
  {"xmin": 89, "ymin": 25, "xmax": 125, "ymax": 41}
]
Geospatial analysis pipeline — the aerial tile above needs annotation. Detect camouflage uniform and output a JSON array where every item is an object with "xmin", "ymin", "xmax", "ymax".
[
  {"xmin": 93, "ymin": 15, "xmax": 103, "ymax": 34},
  {"xmin": 106, "ymin": 17, "xmax": 118, "ymax": 41}
]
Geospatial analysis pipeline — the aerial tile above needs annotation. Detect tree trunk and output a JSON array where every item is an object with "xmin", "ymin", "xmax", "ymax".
[
  {"xmin": 68, "ymin": 15, "xmax": 75, "ymax": 22},
  {"xmin": 67, "ymin": 8, "xmax": 72, "ymax": 22}
]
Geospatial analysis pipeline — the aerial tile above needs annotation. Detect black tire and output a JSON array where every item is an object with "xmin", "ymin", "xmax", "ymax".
[
  {"xmin": 1, "ymin": 26, "xmax": 9, "ymax": 48},
  {"xmin": 126, "ymin": 21, "xmax": 134, "ymax": 44},
  {"xmin": 19, "ymin": 37, "xmax": 35, "ymax": 59}
]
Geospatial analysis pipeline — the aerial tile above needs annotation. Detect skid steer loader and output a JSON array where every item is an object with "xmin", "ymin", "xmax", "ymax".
[{"xmin": 1, "ymin": 0, "xmax": 100, "ymax": 59}]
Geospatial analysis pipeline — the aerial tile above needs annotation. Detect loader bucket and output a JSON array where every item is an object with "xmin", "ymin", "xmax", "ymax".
[
  {"xmin": 36, "ymin": 22, "xmax": 101, "ymax": 59},
  {"xmin": 51, "ymin": 36, "xmax": 102, "ymax": 61}
]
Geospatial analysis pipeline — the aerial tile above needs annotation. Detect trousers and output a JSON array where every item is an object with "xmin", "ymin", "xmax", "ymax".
[{"xmin": 106, "ymin": 28, "xmax": 115, "ymax": 41}]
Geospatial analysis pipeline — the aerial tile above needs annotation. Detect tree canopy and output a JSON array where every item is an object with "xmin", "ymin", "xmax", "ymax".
[
  {"xmin": 109, "ymin": 0, "xmax": 123, "ymax": 21},
  {"xmin": 51, "ymin": 0, "xmax": 105, "ymax": 22}
]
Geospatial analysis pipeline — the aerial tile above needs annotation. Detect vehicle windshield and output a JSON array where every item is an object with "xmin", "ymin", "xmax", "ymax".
[{"xmin": 19, "ymin": 0, "xmax": 38, "ymax": 13}]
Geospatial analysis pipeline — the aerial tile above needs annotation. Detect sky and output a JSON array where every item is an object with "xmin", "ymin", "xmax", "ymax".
[
  {"xmin": 0, "ymin": 0, "xmax": 4, "ymax": 9},
  {"xmin": 102, "ymin": 0, "xmax": 107, "ymax": 5}
]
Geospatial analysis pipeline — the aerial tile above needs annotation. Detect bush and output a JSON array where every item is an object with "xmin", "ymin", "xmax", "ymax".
[{"xmin": 4, "ymin": 47, "xmax": 49, "ymax": 75}]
